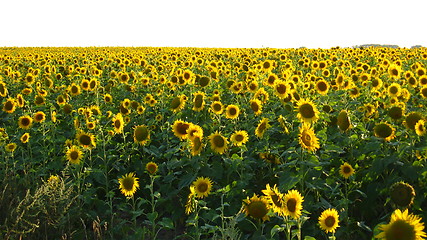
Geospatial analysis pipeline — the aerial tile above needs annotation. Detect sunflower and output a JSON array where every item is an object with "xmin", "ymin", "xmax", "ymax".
[
  {"xmin": 133, "ymin": 125, "xmax": 150, "ymax": 145},
  {"xmin": 33, "ymin": 111, "xmax": 46, "ymax": 123},
  {"xmin": 415, "ymin": 120, "xmax": 426, "ymax": 136},
  {"xmin": 66, "ymin": 145, "xmax": 83, "ymax": 164},
  {"xmin": 262, "ymin": 184, "xmax": 284, "ymax": 216},
  {"xmin": 20, "ymin": 132, "xmax": 30, "ymax": 143},
  {"xmin": 225, "ymin": 104, "xmax": 240, "ymax": 119},
  {"xmin": 0, "ymin": 81, "xmax": 8, "ymax": 97},
  {"xmin": 390, "ymin": 181, "xmax": 415, "ymax": 209},
  {"xmin": 209, "ymin": 131, "xmax": 228, "ymax": 154},
  {"xmin": 388, "ymin": 63, "xmax": 402, "ymax": 79},
  {"xmin": 170, "ymin": 95, "xmax": 187, "ymax": 113},
  {"xmin": 190, "ymin": 135, "xmax": 204, "ymax": 156},
  {"xmin": 186, "ymin": 124, "xmax": 204, "ymax": 141},
  {"xmin": 69, "ymin": 83, "xmax": 81, "ymax": 96},
  {"xmin": 283, "ymin": 189, "xmax": 304, "ymax": 219},
  {"xmin": 242, "ymin": 194, "xmax": 270, "ymax": 222},
  {"xmin": 274, "ymin": 80, "xmax": 290, "ymax": 99},
  {"xmin": 18, "ymin": 115, "xmax": 33, "ymax": 129},
  {"xmin": 315, "ymin": 79, "xmax": 330, "ymax": 95},
  {"xmin": 374, "ymin": 122, "xmax": 396, "ymax": 141},
  {"xmin": 299, "ymin": 124, "xmax": 320, "ymax": 152},
  {"xmin": 230, "ymin": 130, "xmax": 249, "ymax": 146},
  {"xmin": 76, "ymin": 130, "xmax": 96, "ymax": 148},
  {"xmin": 198, "ymin": 76, "xmax": 210, "ymax": 87},
  {"xmin": 211, "ymin": 101, "xmax": 224, "ymax": 115},
  {"xmin": 264, "ymin": 73, "xmax": 278, "ymax": 87},
  {"xmin": 192, "ymin": 177, "xmax": 212, "ymax": 199},
  {"xmin": 388, "ymin": 105, "xmax": 405, "ymax": 120},
  {"xmin": 405, "ymin": 112, "xmax": 423, "ymax": 131},
  {"xmin": 5, "ymin": 143, "xmax": 17, "ymax": 153},
  {"xmin": 249, "ymin": 98, "xmax": 263, "ymax": 116},
  {"xmin": 388, "ymin": 83, "xmax": 402, "ymax": 97},
  {"xmin": 172, "ymin": 120, "xmax": 190, "ymax": 140},
  {"xmin": 296, "ymin": 99, "xmax": 319, "ymax": 124},
  {"xmin": 3, "ymin": 98, "xmax": 16, "ymax": 114},
  {"xmin": 339, "ymin": 162, "xmax": 355, "ymax": 179},
  {"xmin": 337, "ymin": 110, "xmax": 351, "ymax": 132},
  {"xmin": 104, "ymin": 93, "xmax": 113, "ymax": 103},
  {"xmin": 145, "ymin": 161, "xmax": 158, "ymax": 175},
  {"xmin": 112, "ymin": 113, "xmax": 125, "ymax": 134},
  {"xmin": 375, "ymin": 209, "xmax": 426, "ymax": 240},
  {"xmin": 319, "ymin": 208, "xmax": 340, "ymax": 233},
  {"xmin": 254, "ymin": 88, "xmax": 269, "ymax": 104},
  {"xmin": 118, "ymin": 172, "xmax": 140, "ymax": 198},
  {"xmin": 255, "ymin": 118, "xmax": 271, "ymax": 138},
  {"xmin": 192, "ymin": 91, "xmax": 205, "ymax": 112}
]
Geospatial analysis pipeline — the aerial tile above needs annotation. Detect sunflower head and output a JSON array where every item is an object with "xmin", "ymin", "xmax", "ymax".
[
  {"xmin": 376, "ymin": 209, "xmax": 426, "ymax": 240},
  {"xmin": 337, "ymin": 110, "xmax": 351, "ymax": 132},
  {"xmin": 66, "ymin": 145, "xmax": 83, "ymax": 165},
  {"xmin": 299, "ymin": 124, "xmax": 320, "ymax": 152},
  {"xmin": 390, "ymin": 182, "xmax": 415, "ymax": 209},
  {"xmin": 211, "ymin": 101, "xmax": 224, "ymax": 115},
  {"xmin": 76, "ymin": 130, "xmax": 96, "ymax": 148},
  {"xmin": 242, "ymin": 194, "xmax": 270, "ymax": 222},
  {"xmin": 33, "ymin": 111, "xmax": 46, "ymax": 123},
  {"xmin": 18, "ymin": 115, "xmax": 33, "ymax": 129},
  {"xmin": 249, "ymin": 99, "xmax": 263, "ymax": 116},
  {"xmin": 318, "ymin": 208, "xmax": 340, "ymax": 234},
  {"xmin": 388, "ymin": 105, "xmax": 405, "ymax": 120},
  {"xmin": 190, "ymin": 135, "xmax": 204, "ymax": 156},
  {"xmin": 405, "ymin": 112, "xmax": 423, "ymax": 131},
  {"xmin": 118, "ymin": 172, "xmax": 140, "ymax": 198},
  {"xmin": 230, "ymin": 130, "xmax": 249, "ymax": 147},
  {"xmin": 172, "ymin": 120, "xmax": 190, "ymax": 140},
  {"xmin": 259, "ymin": 152, "xmax": 281, "ymax": 164},
  {"xmin": 20, "ymin": 132, "xmax": 30, "ymax": 143},
  {"xmin": 283, "ymin": 189, "xmax": 304, "ymax": 220},
  {"xmin": 145, "ymin": 162, "xmax": 158, "ymax": 175},
  {"xmin": 134, "ymin": 125, "xmax": 150, "ymax": 145},
  {"xmin": 209, "ymin": 131, "xmax": 228, "ymax": 155},
  {"xmin": 262, "ymin": 184, "xmax": 284, "ymax": 216},
  {"xmin": 374, "ymin": 122, "xmax": 396, "ymax": 141},
  {"xmin": 296, "ymin": 99, "xmax": 319, "ymax": 124},
  {"xmin": 255, "ymin": 118, "xmax": 271, "ymax": 139},
  {"xmin": 192, "ymin": 177, "xmax": 213, "ymax": 199},
  {"xmin": 5, "ymin": 143, "xmax": 17, "ymax": 153},
  {"xmin": 339, "ymin": 162, "xmax": 355, "ymax": 179},
  {"xmin": 225, "ymin": 104, "xmax": 240, "ymax": 119}
]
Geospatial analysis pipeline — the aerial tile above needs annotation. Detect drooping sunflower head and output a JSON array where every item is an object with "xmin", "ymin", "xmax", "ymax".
[
  {"xmin": 388, "ymin": 105, "xmax": 405, "ymax": 120},
  {"xmin": 298, "ymin": 124, "xmax": 320, "ymax": 152},
  {"xmin": 170, "ymin": 95, "xmax": 186, "ymax": 113},
  {"xmin": 405, "ymin": 112, "xmax": 423, "ymax": 131},
  {"xmin": 374, "ymin": 122, "xmax": 396, "ymax": 141},
  {"xmin": 390, "ymin": 182, "xmax": 416, "ymax": 209},
  {"xmin": 376, "ymin": 209, "xmax": 426, "ymax": 240},
  {"xmin": 225, "ymin": 104, "xmax": 240, "ymax": 120},
  {"xmin": 133, "ymin": 125, "xmax": 150, "ymax": 145},
  {"xmin": 283, "ymin": 189, "xmax": 304, "ymax": 220},
  {"xmin": 296, "ymin": 99, "xmax": 319, "ymax": 124},
  {"xmin": 209, "ymin": 131, "xmax": 228, "ymax": 155},
  {"xmin": 249, "ymin": 98, "xmax": 263, "ymax": 116},
  {"xmin": 230, "ymin": 130, "xmax": 249, "ymax": 147},
  {"xmin": 118, "ymin": 172, "xmax": 140, "ymax": 198},
  {"xmin": 318, "ymin": 208, "xmax": 340, "ymax": 234},
  {"xmin": 337, "ymin": 110, "xmax": 351, "ymax": 132},
  {"xmin": 66, "ymin": 145, "xmax": 83, "ymax": 165},
  {"xmin": 145, "ymin": 161, "xmax": 158, "ymax": 175},
  {"xmin": 192, "ymin": 177, "xmax": 213, "ymax": 199},
  {"xmin": 190, "ymin": 135, "xmax": 204, "ymax": 156},
  {"xmin": 172, "ymin": 120, "xmax": 190, "ymax": 140},
  {"xmin": 262, "ymin": 184, "xmax": 284, "ymax": 216},
  {"xmin": 255, "ymin": 117, "xmax": 271, "ymax": 139},
  {"xmin": 242, "ymin": 194, "xmax": 270, "ymax": 222},
  {"xmin": 18, "ymin": 115, "xmax": 33, "ymax": 129},
  {"xmin": 192, "ymin": 91, "xmax": 205, "ymax": 112},
  {"xmin": 339, "ymin": 162, "xmax": 355, "ymax": 179}
]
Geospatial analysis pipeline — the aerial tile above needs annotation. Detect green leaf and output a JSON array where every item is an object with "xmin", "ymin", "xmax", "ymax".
[
  {"xmin": 158, "ymin": 217, "xmax": 174, "ymax": 229},
  {"xmin": 270, "ymin": 225, "xmax": 284, "ymax": 237}
]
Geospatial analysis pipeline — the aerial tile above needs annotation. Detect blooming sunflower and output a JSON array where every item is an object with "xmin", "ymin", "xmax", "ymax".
[
  {"xmin": 209, "ymin": 131, "xmax": 228, "ymax": 154},
  {"xmin": 249, "ymin": 98, "xmax": 263, "ymax": 116},
  {"xmin": 118, "ymin": 172, "xmax": 140, "ymax": 198},
  {"xmin": 283, "ymin": 189, "xmax": 304, "ymax": 219},
  {"xmin": 5, "ymin": 143, "xmax": 17, "ymax": 153},
  {"xmin": 390, "ymin": 181, "xmax": 415, "ymax": 209},
  {"xmin": 299, "ymin": 124, "xmax": 320, "ymax": 152},
  {"xmin": 185, "ymin": 186, "xmax": 197, "ymax": 215},
  {"xmin": 33, "ymin": 111, "xmax": 46, "ymax": 123},
  {"xmin": 186, "ymin": 124, "xmax": 204, "ymax": 141},
  {"xmin": 374, "ymin": 122, "xmax": 396, "ymax": 141},
  {"xmin": 315, "ymin": 79, "xmax": 330, "ymax": 95},
  {"xmin": 376, "ymin": 209, "xmax": 426, "ymax": 240},
  {"xmin": 225, "ymin": 104, "xmax": 240, "ymax": 120},
  {"xmin": 339, "ymin": 162, "xmax": 355, "ymax": 179},
  {"xmin": 18, "ymin": 115, "xmax": 33, "ymax": 129},
  {"xmin": 255, "ymin": 118, "xmax": 271, "ymax": 138},
  {"xmin": 274, "ymin": 80, "xmax": 290, "ymax": 99},
  {"xmin": 76, "ymin": 130, "xmax": 96, "ymax": 148},
  {"xmin": 262, "ymin": 184, "xmax": 284, "ymax": 216},
  {"xmin": 66, "ymin": 145, "xmax": 83, "ymax": 164},
  {"xmin": 415, "ymin": 120, "xmax": 426, "ymax": 136},
  {"xmin": 172, "ymin": 120, "xmax": 190, "ymax": 140},
  {"xmin": 145, "ymin": 161, "xmax": 158, "ymax": 175},
  {"xmin": 318, "ymin": 208, "xmax": 340, "ymax": 234},
  {"xmin": 170, "ymin": 95, "xmax": 187, "ymax": 113},
  {"xmin": 111, "ymin": 113, "xmax": 124, "ymax": 134},
  {"xmin": 242, "ymin": 194, "xmax": 270, "ymax": 222},
  {"xmin": 211, "ymin": 101, "xmax": 224, "ymax": 115},
  {"xmin": 230, "ymin": 130, "xmax": 249, "ymax": 147},
  {"xmin": 405, "ymin": 112, "xmax": 423, "ymax": 131},
  {"xmin": 133, "ymin": 125, "xmax": 150, "ymax": 145},
  {"xmin": 20, "ymin": 132, "xmax": 30, "ymax": 143},
  {"xmin": 388, "ymin": 83, "xmax": 402, "ymax": 97},
  {"xmin": 190, "ymin": 135, "xmax": 204, "ymax": 156},
  {"xmin": 3, "ymin": 98, "xmax": 16, "ymax": 114},
  {"xmin": 296, "ymin": 99, "xmax": 319, "ymax": 124},
  {"xmin": 104, "ymin": 93, "xmax": 113, "ymax": 103},
  {"xmin": 192, "ymin": 177, "xmax": 213, "ymax": 199}
]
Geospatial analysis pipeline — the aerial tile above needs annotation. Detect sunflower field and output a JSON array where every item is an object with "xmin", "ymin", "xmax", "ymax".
[{"xmin": 0, "ymin": 46, "xmax": 427, "ymax": 239}]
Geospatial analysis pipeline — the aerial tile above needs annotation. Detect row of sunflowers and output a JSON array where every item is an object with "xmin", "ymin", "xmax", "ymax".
[{"xmin": 0, "ymin": 46, "xmax": 426, "ymax": 239}]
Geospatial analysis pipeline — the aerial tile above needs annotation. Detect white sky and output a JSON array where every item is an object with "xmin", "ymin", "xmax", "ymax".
[{"xmin": 1, "ymin": 0, "xmax": 425, "ymax": 49}]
